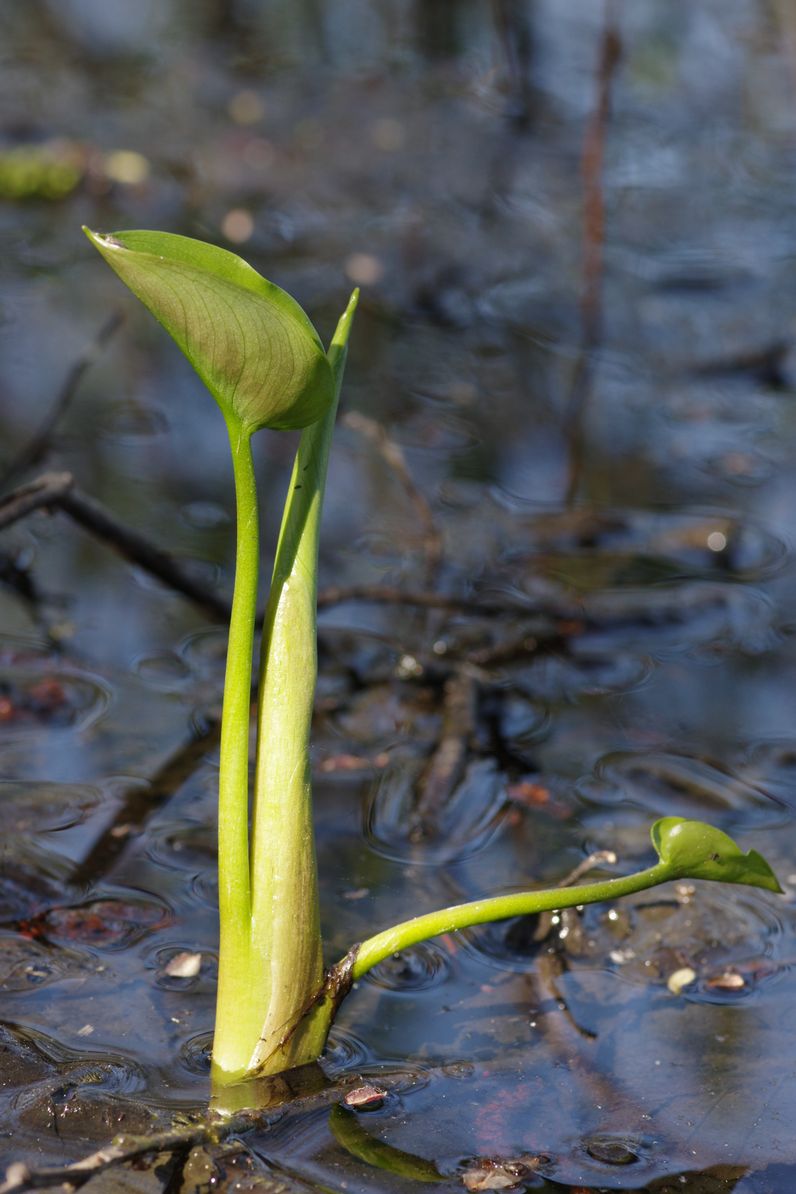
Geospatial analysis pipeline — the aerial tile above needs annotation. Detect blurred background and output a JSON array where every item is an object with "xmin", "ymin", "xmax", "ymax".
[{"xmin": 2, "ymin": 3, "xmax": 796, "ymax": 1191}]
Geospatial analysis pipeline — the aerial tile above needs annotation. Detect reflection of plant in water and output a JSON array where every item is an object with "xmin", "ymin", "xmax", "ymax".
[{"xmin": 87, "ymin": 229, "xmax": 782, "ymax": 1096}]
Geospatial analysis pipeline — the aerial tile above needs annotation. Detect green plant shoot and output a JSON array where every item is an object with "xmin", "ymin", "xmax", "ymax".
[
  {"xmin": 85, "ymin": 226, "xmax": 354, "ymax": 1084},
  {"xmin": 87, "ymin": 227, "xmax": 782, "ymax": 1097}
]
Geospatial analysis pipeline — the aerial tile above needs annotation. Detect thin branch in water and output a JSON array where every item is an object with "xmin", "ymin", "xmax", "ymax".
[
  {"xmin": 70, "ymin": 720, "xmax": 221, "ymax": 887},
  {"xmin": 413, "ymin": 672, "xmax": 479, "ymax": 836},
  {"xmin": 0, "ymin": 472, "xmax": 231, "ymax": 623},
  {"xmin": 58, "ymin": 485, "xmax": 230, "ymax": 621},
  {"xmin": 564, "ymin": 0, "xmax": 622, "ymax": 506},
  {"xmin": 0, "ymin": 311, "xmax": 123, "ymax": 491},
  {"xmin": 0, "ymin": 1066, "xmax": 421, "ymax": 1194},
  {"xmin": 0, "ymin": 472, "xmax": 75, "ymax": 531},
  {"xmin": 0, "ymin": 1116, "xmax": 253, "ymax": 1194},
  {"xmin": 343, "ymin": 411, "xmax": 443, "ymax": 585},
  {"xmin": 0, "ymin": 477, "xmax": 589, "ymax": 671},
  {"xmin": 317, "ymin": 582, "xmax": 568, "ymax": 619}
]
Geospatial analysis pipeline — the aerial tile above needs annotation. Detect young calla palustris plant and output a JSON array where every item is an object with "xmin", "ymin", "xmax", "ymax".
[
  {"xmin": 241, "ymin": 816, "xmax": 783, "ymax": 1088},
  {"xmin": 88, "ymin": 228, "xmax": 783, "ymax": 1100},
  {"xmin": 336, "ymin": 817, "xmax": 783, "ymax": 983},
  {"xmin": 83, "ymin": 227, "xmax": 334, "ymax": 433},
  {"xmin": 87, "ymin": 225, "xmax": 357, "ymax": 1086}
]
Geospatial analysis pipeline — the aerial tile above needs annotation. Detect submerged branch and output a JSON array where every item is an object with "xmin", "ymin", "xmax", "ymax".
[
  {"xmin": 0, "ymin": 472, "xmax": 75, "ymax": 531},
  {"xmin": 317, "ymin": 583, "xmax": 580, "ymax": 620},
  {"xmin": 413, "ymin": 672, "xmax": 478, "ymax": 835},
  {"xmin": 0, "ymin": 1062, "xmax": 442, "ymax": 1194},
  {"xmin": 0, "ymin": 1074, "xmax": 341, "ymax": 1194},
  {"xmin": 343, "ymin": 411, "xmax": 442, "ymax": 584},
  {"xmin": 0, "ymin": 471, "xmax": 229, "ymax": 620},
  {"xmin": 564, "ymin": 0, "xmax": 622, "ymax": 505},
  {"xmin": 0, "ymin": 474, "xmax": 578, "ymax": 628},
  {"xmin": 0, "ymin": 311, "xmax": 123, "ymax": 491},
  {"xmin": 0, "ymin": 1118, "xmax": 250, "ymax": 1194}
]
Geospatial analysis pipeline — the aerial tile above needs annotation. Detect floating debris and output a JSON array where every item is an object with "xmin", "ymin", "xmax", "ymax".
[
  {"xmin": 164, "ymin": 952, "xmax": 202, "ymax": 979},
  {"xmin": 462, "ymin": 1155, "xmax": 544, "ymax": 1190},
  {"xmin": 343, "ymin": 1084, "xmax": 387, "ymax": 1110},
  {"xmin": 706, "ymin": 968, "xmax": 746, "ymax": 991},
  {"xmin": 584, "ymin": 1135, "xmax": 639, "ymax": 1165},
  {"xmin": 667, "ymin": 966, "xmax": 697, "ymax": 995}
]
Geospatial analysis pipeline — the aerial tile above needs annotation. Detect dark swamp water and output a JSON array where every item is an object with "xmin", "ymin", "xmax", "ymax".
[{"xmin": 3, "ymin": 1, "xmax": 796, "ymax": 1190}]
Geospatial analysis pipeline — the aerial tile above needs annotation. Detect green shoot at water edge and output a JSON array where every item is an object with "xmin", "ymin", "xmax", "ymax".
[
  {"xmin": 346, "ymin": 816, "xmax": 782, "ymax": 978},
  {"xmin": 86, "ymin": 228, "xmax": 782, "ymax": 1097},
  {"xmin": 85, "ymin": 226, "xmax": 356, "ymax": 1084}
]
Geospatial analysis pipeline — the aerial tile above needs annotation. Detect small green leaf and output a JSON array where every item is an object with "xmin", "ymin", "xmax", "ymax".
[
  {"xmin": 651, "ymin": 817, "xmax": 783, "ymax": 893},
  {"xmin": 83, "ymin": 227, "xmax": 334, "ymax": 434}
]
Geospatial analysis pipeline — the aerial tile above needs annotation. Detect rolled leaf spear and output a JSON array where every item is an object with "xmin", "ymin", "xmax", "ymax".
[{"xmin": 85, "ymin": 228, "xmax": 783, "ymax": 1094}]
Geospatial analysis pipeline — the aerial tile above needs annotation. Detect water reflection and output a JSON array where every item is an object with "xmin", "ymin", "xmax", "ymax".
[{"xmin": 2, "ymin": 0, "xmax": 796, "ymax": 1187}]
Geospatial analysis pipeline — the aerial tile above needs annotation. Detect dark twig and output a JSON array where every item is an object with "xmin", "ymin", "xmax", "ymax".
[
  {"xmin": 0, "ymin": 472, "xmax": 230, "ymax": 623},
  {"xmin": 0, "ymin": 1066, "xmax": 431, "ymax": 1194},
  {"xmin": 343, "ymin": 411, "xmax": 443, "ymax": 585},
  {"xmin": 59, "ymin": 486, "xmax": 230, "ymax": 621},
  {"xmin": 466, "ymin": 625, "xmax": 574, "ymax": 669},
  {"xmin": 564, "ymin": 0, "xmax": 622, "ymax": 505},
  {"xmin": 0, "ymin": 472, "xmax": 75, "ymax": 531},
  {"xmin": 70, "ymin": 720, "xmax": 221, "ymax": 887},
  {"xmin": 691, "ymin": 339, "xmax": 791, "ymax": 388},
  {"xmin": 0, "ymin": 312, "xmax": 123, "ymax": 491},
  {"xmin": 317, "ymin": 583, "xmax": 567, "ymax": 619},
  {"xmin": 1, "ymin": 475, "xmax": 557, "ymax": 628},
  {"xmin": 0, "ymin": 477, "xmax": 590, "ymax": 655},
  {"xmin": 0, "ymin": 1115, "xmax": 254, "ymax": 1193},
  {"xmin": 413, "ymin": 672, "xmax": 479, "ymax": 834}
]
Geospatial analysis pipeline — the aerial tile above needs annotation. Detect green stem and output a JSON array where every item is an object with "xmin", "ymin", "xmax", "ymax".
[
  {"xmin": 352, "ymin": 863, "xmax": 670, "ymax": 980},
  {"xmin": 213, "ymin": 421, "xmax": 259, "ymax": 1082},
  {"xmin": 275, "ymin": 861, "xmax": 675, "ymax": 1067},
  {"xmin": 238, "ymin": 292, "xmax": 358, "ymax": 1082}
]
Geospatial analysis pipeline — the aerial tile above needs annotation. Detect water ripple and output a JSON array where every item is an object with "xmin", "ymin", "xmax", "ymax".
[
  {"xmin": 364, "ymin": 941, "xmax": 451, "ymax": 992},
  {"xmin": 577, "ymin": 749, "xmax": 789, "ymax": 829}
]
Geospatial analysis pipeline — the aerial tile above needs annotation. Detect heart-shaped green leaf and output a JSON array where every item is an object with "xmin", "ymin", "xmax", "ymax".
[
  {"xmin": 84, "ymin": 228, "xmax": 334, "ymax": 434},
  {"xmin": 651, "ymin": 817, "xmax": 782, "ymax": 892}
]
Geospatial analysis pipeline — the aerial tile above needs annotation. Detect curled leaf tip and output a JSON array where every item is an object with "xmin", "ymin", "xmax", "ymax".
[{"xmin": 651, "ymin": 816, "xmax": 783, "ymax": 893}]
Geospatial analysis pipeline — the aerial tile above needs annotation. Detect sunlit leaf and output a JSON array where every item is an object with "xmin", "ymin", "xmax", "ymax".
[
  {"xmin": 84, "ymin": 227, "xmax": 334, "ymax": 434},
  {"xmin": 651, "ymin": 816, "xmax": 782, "ymax": 892}
]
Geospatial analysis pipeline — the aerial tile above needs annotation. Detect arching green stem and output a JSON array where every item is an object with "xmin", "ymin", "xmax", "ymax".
[
  {"xmin": 250, "ymin": 861, "xmax": 674, "ymax": 1072},
  {"xmin": 349, "ymin": 816, "xmax": 781, "ymax": 980},
  {"xmin": 351, "ymin": 863, "xmax": 669, "ymax": 980},
  {"xmin": 261, "ymin": 818, "xmax": 781, "ymax": 1071}
]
